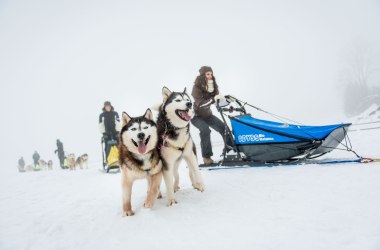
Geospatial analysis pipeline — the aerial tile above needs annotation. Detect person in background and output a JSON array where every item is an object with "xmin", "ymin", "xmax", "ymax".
[
  {"xmin": 18, "ymin": 157, "xmax": 25, "ymax": 170},
  {"xmin": 32, "ymin": 151, "xmax": 40, "ymax": 167},
  {"xmin": 191, "ymin": 66, "xmax": 233, "ymax": 165},
  {"xmin": 99, "ymin": 101, "xmax": 120, "ymax": 156},
  {"xmin": 54, "ymin": 139, "xmax": 65, "ymax": 168}
]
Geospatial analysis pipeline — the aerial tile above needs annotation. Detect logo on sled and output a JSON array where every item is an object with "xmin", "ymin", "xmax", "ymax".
[{"xmin": 238, "ymin": 134, "xmax": 274, "ymax": 143}]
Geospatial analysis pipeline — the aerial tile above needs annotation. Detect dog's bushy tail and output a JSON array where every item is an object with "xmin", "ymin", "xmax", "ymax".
[{"xmin": 151, "ymin": 103, "xmax": 162, "ymax": 112}]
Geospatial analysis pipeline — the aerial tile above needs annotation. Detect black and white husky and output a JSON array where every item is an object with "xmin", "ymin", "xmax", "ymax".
[
  {"xmin": 119, "ymin": 109, "xmax": 163, "ymax": 216},
  {"xmin": 157, "ymin": 87, "xmax": 205, "ymax": 206}
]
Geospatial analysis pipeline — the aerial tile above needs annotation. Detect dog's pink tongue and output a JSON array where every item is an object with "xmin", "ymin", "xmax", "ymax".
[
  {"xmin": 138, "ymin": 142, "xmax": 147, "ymax": 154},
  {"xmin": 180, "ymin": 111, "xmax": 192, "ymax": 121}
]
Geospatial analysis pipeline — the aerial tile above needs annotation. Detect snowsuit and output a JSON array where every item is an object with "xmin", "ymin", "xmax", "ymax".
[
  {"xmin": 191, "ymin": 74, "xmax": 233, "ymax": 158},
  {"xmin": 99, "ymin": 109, "xmax": 120, "ymax": 158},
  {"xmin": 99, "ymin": 110, "xmax": 120, "ymax": 141},
  {"xmin": 55, "ymin": 140, "xmax": 65, "ymax": 168},
  {"xmin": 32, "ymin": 152, "xmax": 40, "ymax": 167}
]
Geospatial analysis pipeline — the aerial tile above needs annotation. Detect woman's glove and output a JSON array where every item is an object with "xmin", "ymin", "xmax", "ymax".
[
  {"xmin": 225, "ymin": 95, "xmax": 236, "ymax": 102},
  {"xmin": 213, "ymin": 94, "xmax": 225, "ymax": 102}
]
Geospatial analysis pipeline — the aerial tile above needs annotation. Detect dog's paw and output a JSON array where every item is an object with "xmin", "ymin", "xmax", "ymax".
[
  {"xmin": 174, "ymin": 186, "xmax": 180, "ymax": 193},
  {"xmin": 193, "ymin": 182, "xmax": 205, "ymax": 192},
  {"xmin": 167, "ymin": 199, "xmax": 178, "ymax": 206},
  {"xmin": 157, "ymin": 191, "xmax": 163, "ymax": 199},
  {"xmin": 144, "ymin": 201, "xmax": 153, "ymax": 209},
  {"xmin": 122, "ymin": 210, "xmax": 135, "ymax": 217}
]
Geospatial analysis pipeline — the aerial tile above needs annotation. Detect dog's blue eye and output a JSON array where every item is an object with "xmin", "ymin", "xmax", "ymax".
[
  {"xmin": 131, "ymin": 128, "xmax": 137, "ymax": 131},
  {"xmin": 143, "ymin": 126, "xmax": 148, "ymax": 129},
  {"xmin": 175, "ymin": 100, "xmax": 181, "ymax": 102}
]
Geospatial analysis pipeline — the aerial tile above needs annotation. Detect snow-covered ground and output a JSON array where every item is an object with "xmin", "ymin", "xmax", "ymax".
[
  {"xmin": 1, "ymin": 124, "xmax": 380, "ymax": 250},
  {"xmin": 348, "ymin": 104, "xmax": 380, "ymax": 133},
  {"xmin": 349, "ymin": 104, "xmax": 380, "ymax": 124}
]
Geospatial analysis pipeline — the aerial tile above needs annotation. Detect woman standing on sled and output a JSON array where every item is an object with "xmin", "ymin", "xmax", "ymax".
[
  {"xmin": 191, "ymin": 66, "xmax": 233, "ymax": 165},
  {"xmin": 99, "ymin": 101, "xmax": 121, "ymax": 158}
]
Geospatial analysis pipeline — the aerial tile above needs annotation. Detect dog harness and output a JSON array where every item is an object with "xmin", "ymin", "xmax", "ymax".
[
  {"xmin": 163, "ymin": 136, "xmax": 190, "ymax": 152},
  {"xmin": 160, "ymin": 122, "xmax": 191, "ymax": 152},
  {"xmin": 138, "ymin": 156, "xmax": 158, "ymax": 174}
]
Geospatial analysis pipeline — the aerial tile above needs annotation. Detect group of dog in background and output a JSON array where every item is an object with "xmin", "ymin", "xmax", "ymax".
[
  {"xmin": 65, "ymin": 153, "xmax": 89, "ymax": 170},
  {"xmin": 119, "ymin": 87, "xmax": 205, "ymax": 216},
  {"xmin": 17, "ymin": 156, "xmax": 54, "ymax": 172},
  {"xmin": 17, "ymin": 153, "xmax": 89, "ymax": 172}
]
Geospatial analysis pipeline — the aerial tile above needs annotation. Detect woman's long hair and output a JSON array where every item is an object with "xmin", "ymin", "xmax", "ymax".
[{"xmin": 194, "ymin": 74, "xmax": 219, "ymax": 94}]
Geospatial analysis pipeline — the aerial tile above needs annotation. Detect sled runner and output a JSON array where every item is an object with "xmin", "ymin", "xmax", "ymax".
[
  {"xmin": 201, "ymin": 96, "xmax": 360, "ymax": 167},
  {"xmin": 101, "ymin": 137, "xmax": 120, "ymax": 173}
]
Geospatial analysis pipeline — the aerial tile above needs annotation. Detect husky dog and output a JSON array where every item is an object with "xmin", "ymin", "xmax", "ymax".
[
  {"xmin": 157, "ymin": 87, "xmax": 205, "ymax": 206},
  {"xmin": 75, "ymin": 154, "xmax": 89, "ymax": 169},
  {"xmin": 119, "ymin": 109, "xmax": 163, "ymax": 216},
  {"xmin": 38, "ymin": 159, "xmax": 48, "ymax": 170},
  {"xmin": 66, "ymin": 154, "xmax": 76, "ymax": 170},
  {"xmin": 25, "ymin": 164, "xmax": 34, "ymax": 172},
  {"xmin": 48, "ymin": 160, "xmax": 53, "ymax": 170}
]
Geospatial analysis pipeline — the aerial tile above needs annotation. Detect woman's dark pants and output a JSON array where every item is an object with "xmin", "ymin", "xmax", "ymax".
[{"xmin": 191, "ymin": 114, "xmax": 233, "ymax": 158}]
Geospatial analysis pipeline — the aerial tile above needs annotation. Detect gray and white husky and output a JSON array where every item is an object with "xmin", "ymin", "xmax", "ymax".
[
  {"xmin": 119, "ymin": 109, "xmax": 163, "ymax": 216},
  {"xmin": 38, "ymin": 159, "xmax": 48, "ymax": 170},
  {"xmin": 157, "ymin": 87, "xmax": 205, "ymax": 206},
  {"xmin": 75, "ymin": 154, "xmax": 89, "ymax": 169}
]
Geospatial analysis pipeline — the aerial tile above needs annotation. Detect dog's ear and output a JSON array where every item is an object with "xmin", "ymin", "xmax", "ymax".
[
  {"xmin": 183, "ymin": 87, "xmax": 187, "ymax": 93},
  {"xmin": 122, "ymin": 112, "xmax": 131, "ymax": 127},
  {"xmin": 162, "ymin": 86, "xmax": 172, "ymax": 103},
  {"xmin": 144, "ymin": 109, "xmax": 153, "ymax": 120}
]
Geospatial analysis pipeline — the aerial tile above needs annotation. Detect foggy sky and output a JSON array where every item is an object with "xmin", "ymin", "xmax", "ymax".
[{"xmin": 1, "ymin": 0, "xmax": 379, "ymax": 168}]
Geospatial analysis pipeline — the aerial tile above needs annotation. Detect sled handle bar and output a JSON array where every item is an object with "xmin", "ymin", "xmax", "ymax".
[
  {"xmin": 220, "ymin": 106, "xmax": 245, "ymax": 113},
  {"xmin": 217, "ymin": 98, "xmax": 246, "ymax": 114}
]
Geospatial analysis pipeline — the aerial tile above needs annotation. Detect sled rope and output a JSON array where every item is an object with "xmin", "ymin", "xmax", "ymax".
[{"xmin": 230, "ymin": 96, "xmax": 304, "ymax": 125}]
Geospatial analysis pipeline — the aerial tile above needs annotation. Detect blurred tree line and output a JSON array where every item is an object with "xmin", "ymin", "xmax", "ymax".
[{"xmin": 342, "ymin": 43, "xmax": 380, "ymax": 117}]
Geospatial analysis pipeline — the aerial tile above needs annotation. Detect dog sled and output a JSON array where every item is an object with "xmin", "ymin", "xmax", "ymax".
[
  {"xmin": 17, "ymin": 166, "xmax": 26, "ymax": 173},
  {"xmin": 203, "ymin": 96, "xmax": 362, "ymax": 168},
  {"xmin": 101, "ymin": 137, "xmax": 120, "ymax": 173},
  {"xmin": 62, "ymin": 158, "xmax": 69, "ymax": 169}
]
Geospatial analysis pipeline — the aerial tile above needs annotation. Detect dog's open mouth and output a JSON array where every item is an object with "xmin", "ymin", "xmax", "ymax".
[
  {"xmin": 132, "ymin": 136, "xmax": 151, "ymax": 154},
  {"xmin": 175, "ymin": 109, "xmax": 192, "ymax": 121}
]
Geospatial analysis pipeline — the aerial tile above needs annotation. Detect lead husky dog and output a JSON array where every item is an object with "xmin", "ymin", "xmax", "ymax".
[
  {"xmin": 157, "ymin": 87, "xmax": 205, "ymax": 206},
  {"xmin": 119, "ymin": 109, "xmax": 163, "ymax": 216}
]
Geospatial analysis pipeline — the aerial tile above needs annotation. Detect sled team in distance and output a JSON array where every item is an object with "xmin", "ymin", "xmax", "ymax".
[{"xmin": 18, "ymin": 153, "xmax": 89, "ymax": 172}]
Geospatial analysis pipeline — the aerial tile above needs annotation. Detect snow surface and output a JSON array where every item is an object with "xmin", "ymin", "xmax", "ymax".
[
  {"xmin": 350, "ymin": 104, "xmax": 380, "ymax": 123},
  {"xmin": 1, "ymin": 127, "xmax": 380, "ymax": 250}
]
